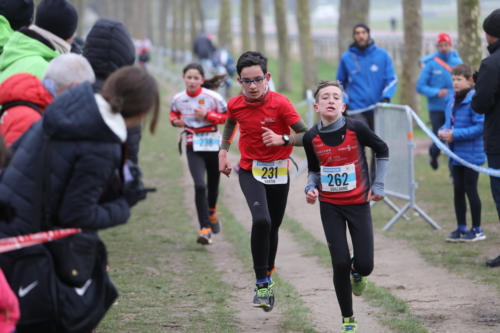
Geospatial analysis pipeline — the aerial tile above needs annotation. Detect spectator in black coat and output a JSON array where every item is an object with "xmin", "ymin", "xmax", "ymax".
[
  {"xmin": 471, "ymin": 8, "xmax": 500, "ymax": 268},
  {"xmin": 0, "ymin": 66, "xmax": 159, "ymax": 237},
  {"xmin": 83, "ymin": 18, "xmax": 141, "ymax": 163}
]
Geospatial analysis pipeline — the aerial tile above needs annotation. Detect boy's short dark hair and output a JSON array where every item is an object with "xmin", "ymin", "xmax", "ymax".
[
  {"xmin": 452, "ymin": 64, "xmax": 473, "ymax": 79},
  {"xmin": 236, "ymin": 51, "xmax": 267, "ymax": 76},
  {"xmin": 314, "ymin": 80, "xmax": 344, "ymax": 102}
]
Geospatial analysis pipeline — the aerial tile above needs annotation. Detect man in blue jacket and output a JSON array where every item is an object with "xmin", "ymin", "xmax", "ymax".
[
  {"xmin": 417, "ymin": 33, "xmax": 462, "ymax": 170},
  {"xmin": 336, "ymin": 23, "xmax": 397, "ymax": 131}
]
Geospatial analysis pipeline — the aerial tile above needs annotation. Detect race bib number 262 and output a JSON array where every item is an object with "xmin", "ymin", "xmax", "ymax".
[{"xmin": 321, "ymin": 163, "xmax": 356, "ymax": 192}]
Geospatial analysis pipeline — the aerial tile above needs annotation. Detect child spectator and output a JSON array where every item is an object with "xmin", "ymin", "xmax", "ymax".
[
  {"xmin": 439, "ymin": 64, "xmax": 486, "ymax": 242},
  {"xmin": 303, "ymin": 80, "xmax": 389, "ymax": 332}
]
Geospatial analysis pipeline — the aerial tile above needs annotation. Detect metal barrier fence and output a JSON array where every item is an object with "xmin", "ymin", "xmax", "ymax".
[{"xmin": 374, "ymin": 104, "xmax": 440, "ymax": 231}]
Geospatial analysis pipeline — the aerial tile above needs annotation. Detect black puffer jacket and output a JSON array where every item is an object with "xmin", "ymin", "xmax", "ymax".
[
  {"xmin": 0, "ymin": 82, "xmax": 130, "ymax": 237},
  {"xmin": 83, "ymin": 19, "xmax": 141, "ymax": 162},
  {"xmin": 472, "ymin": 39, "xmax": 500, "ymax": 154}
]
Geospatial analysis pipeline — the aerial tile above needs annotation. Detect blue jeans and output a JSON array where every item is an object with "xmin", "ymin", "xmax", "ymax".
[{"xmin": 487, "ymin": 154, "xmax": 500, "ymax": 220}]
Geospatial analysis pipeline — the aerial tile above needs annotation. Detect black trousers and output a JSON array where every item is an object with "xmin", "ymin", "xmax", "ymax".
[
  {"xmin": 186, "ymin": 145, "xmax": 220, "ymax": 229},
  {"xmin": 238, "ymin": 168, "xmax": 289, "ymax": 280},
  {"xmin": 319, "ymin": 201, "xmax": 374, "ymax": 318},
  {"xmin": 452, "ymin": 165, "xmax": 481, "ymax": 228},
  {"xmin": 429, "ymin": 111, "xmax": 445, "ymax": 159}
]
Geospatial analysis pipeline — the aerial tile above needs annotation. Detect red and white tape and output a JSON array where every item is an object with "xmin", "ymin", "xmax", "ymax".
[{"xmin": 0, "ymin": 228, "xmax": 81, "ymax": 254}]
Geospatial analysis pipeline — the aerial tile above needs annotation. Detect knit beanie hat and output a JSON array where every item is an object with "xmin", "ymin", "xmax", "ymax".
[
  {"xmin": 0, "ymin": 0, "xmax": 34, "ymax": 31},
  {"xmin": 483, "ymin": 9, "xmax": 500, "ymax": 38},
  {"xmin": 353, "ymin": 23, "xmax": 370, "ymax": 35},
  {"xmin": 437, "ymin": 33, "xmax": 452, "ymax": 46},
  {"xmin": 35, "ymin": 0, "xmax": 78, "ymax": 40}
]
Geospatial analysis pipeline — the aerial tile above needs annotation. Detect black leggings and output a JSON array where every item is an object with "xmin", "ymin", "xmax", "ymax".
[
  {"xmin": 186, "ymin": 145, "xmax": 220, "ymax": 229},
  {"xmin": 238, "ymin": 168, "xmax": 289, "ymax": 280},
  {"xmin": 319, "ymin": 201, "xmax": 374, "ymax": 318},
  {"xmin": 452, "ymin": 165, "xmax": 481, "ymax": 228}
]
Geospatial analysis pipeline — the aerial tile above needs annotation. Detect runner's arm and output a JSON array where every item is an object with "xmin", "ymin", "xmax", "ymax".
[
  {"xmin": 287, "ymin": 119, "xmax": 308, "ymax": 146},
  {"xmin": 220, "ymin": 117, "xmax": 238, "ymax": 151},
  {"xmin": 303, "ymin": 130, "xmax": 320, "ymax": 193}
]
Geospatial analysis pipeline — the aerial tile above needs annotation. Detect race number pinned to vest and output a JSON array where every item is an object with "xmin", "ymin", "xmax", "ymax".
[
  {"xmin": 321, "ymin": 163, "xmax": 356, "ymax": 192},
  {"xmin": 252, "ymin": 159, "xmax": 288, "ymax": 184},
  {"xmin": 193, "ymin": 132, "xmax": 221, "ymax": 151}
]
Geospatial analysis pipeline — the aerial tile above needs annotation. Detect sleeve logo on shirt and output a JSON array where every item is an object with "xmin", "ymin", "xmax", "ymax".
[
  {"xmin": 370, "ymin": 64, "xmax": 379, "ymax": 72},
  {"xmin": 198, "ymin": 99, "xmax": 205, "ymax": 105}
]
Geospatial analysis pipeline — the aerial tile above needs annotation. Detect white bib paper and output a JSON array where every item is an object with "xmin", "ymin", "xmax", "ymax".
[
  {"xmin": 193, "ymin": 132, "xmax": 221, "ymax": 152},
  {"xmin": 321, "ymin": 163, "xmax": 356, "ymax": 192},
  {"xmin": 252, "ymin": 159, "xmax": 288, "ymax": 184}
]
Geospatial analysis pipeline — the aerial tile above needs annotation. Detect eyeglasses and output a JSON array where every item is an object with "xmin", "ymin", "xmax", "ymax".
[{"xmin": 239, "ymin": 75, "xmax": 267, "ymax": 87}]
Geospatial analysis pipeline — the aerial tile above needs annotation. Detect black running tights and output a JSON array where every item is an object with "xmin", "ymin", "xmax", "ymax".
[
  {"xmin": 239, "ymin": 168, "xmax": 289, "ymax": 280},
  {"xmin": 319, "ymin": 201, "xmax": 374, "ymax": 318},
  {"xmin": 186, "ymin": 145, "xmax": 220, "ymax": 229}
]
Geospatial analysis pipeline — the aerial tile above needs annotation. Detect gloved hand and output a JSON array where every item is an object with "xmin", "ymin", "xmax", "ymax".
[
  {"xmin": 123, "ymin": 181, "xmax": 147, "ymax": 207},
  {"xmin": 0, "ymin": 201, "xmax": 16, "ymax": 222},
  {"xmin": 379, "ymin": 97, "xmax": 390, "ymax": 103}
]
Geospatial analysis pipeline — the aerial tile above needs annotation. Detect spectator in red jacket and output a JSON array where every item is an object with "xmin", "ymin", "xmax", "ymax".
[{"xmin": 0, "ymin": 53, "xmax": 95, "ymax": 147}]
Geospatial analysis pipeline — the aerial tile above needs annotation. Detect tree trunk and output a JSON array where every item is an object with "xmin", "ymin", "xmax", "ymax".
[
  {"xmin": 273, "ymin": 0, "xmax": 291, "ymax": 91},
  {"xmin": 171, "ymin": 0, "xmax": 178, "ymax": 62},
  {"xmin": 296, "ymin": 0, "xmax": 317, "ymax": 96},
  {"xmin": 254, "ymin": 0, "xmax": 265, "ymax": 54},
  {"xmin": 240, "ymin": 0, "xmax": 251, "ymax": 52},
  {"xmin": 401, "ymin": 0, "xmax": 422, "ymax": 113},
  {"xmin": 194, "ymin": 0, "xmax": 205, "ymax": 32},
  {"xmin": 179, "ymin": 0, "xmax": 186, "ymax": 54},
  {"xmin": 69, "ymin": 0, "xmax": 85, "ymax": 37},
  {"xmin": 160, "ymin": 0, "xmax": 169, "ymax": 48},
  {"xmin": 457, "ymin": 0, "xmax": 482, "ymax": 71},
  {"xmin": 189, "ymin": 0, "xmax": 197, "ymax": 52},
  {"xmin": 338, "ymin": 0, "xmax": 370, "ymax": 61},
  {"xmin": 218, "ymin": 0, "xmax": 232, "ymax": 51}
]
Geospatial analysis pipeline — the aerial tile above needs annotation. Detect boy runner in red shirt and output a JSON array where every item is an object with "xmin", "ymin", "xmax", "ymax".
[
  {"xmin": 218, "ymin": 51, "xmax": 307, "ymax": 311},
  {"xmin": 303, "ymin": 81, "xmax": 389, "ymax": 332}
]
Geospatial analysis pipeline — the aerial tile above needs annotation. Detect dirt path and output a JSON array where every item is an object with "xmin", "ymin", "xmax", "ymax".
[
  {"xmin": 216, "ymin": 153, "xmax": 388, "ymax": 333},
  {"xmin": 285, "ymin": 156, "xmax": 500, "ymax": 333}
]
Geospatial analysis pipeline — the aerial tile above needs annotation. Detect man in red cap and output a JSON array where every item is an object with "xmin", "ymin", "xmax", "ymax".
[{"xmin": 416, "ymin": 32, "xmax": 462, "ymax": 170}]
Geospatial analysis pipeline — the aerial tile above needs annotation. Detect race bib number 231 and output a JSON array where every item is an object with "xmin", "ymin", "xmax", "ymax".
[{"xmin": 252, "ymin": 160, "xmax": 288, "ymax": 184}]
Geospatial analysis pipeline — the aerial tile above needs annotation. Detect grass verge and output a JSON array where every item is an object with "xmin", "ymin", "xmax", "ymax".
[{"xmin": 281, "ymin": 215, "xmax": 428, "ymax": 333}]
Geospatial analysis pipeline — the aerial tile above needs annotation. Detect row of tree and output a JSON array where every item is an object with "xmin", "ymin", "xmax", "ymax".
[{"xmin": 64, "ymin": 0, "xmax": 483, "ymax": 113}]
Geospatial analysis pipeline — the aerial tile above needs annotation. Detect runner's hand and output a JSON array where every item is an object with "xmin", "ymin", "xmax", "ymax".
[
  {"xmin": 370, "ymin": 194, "xmax": 383, "ymax": 201},
  {"xmin": 173, "ymin": 119, "xmax": 185, "ymax": 127},
  {"xmin": 306, "ymin": 188, "xmax": 318, "ymax": 204},
  {"xmin": 219, "ymin": 149, "xmax": 232, "ymax": 177},
  {"xmin": 194, "ymin": 106, "xmax": 207, "ymax": 119},
  {"xmin": 261, "ymin": 127, "xmax": 283, "ymax": 146}
]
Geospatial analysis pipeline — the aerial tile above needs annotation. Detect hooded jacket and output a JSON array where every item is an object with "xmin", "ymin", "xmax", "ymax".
[
  {"xmin": 416, "ymin": 50, "xmax": 462, "ymax": 112},
  {"xmin": 0, "ymin": 15, "xmax": 13, "ymax": 54},
  {"xmin": 440, "ymin": 89, "xmax": 485, "ymax": 166},
  {"xmin": 0, "ymin": 73, "xmax": 53, "ymax": 147},
  {"xmin": 0, "ymin": 29, "xmax": 58, "ymax": 82},
  {"xmin": 471, "ymin": 39, "xmax": 500, "ymax": 154},
  {"xmin": 336, "ymin": 42, "xmax": 397, "ymax": 111},
  {"xmin": 83, "ymin": 18, "xmax": 141, "ymax": 163},
  {"xmin": 0, "ymin": 82, "xmax": 130, "ymax": 237}
]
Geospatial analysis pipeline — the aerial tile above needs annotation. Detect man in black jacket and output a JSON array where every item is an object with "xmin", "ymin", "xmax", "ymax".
[{"xmin": 471, "ymin": 8, "xmax": 500, "ymax": 268}]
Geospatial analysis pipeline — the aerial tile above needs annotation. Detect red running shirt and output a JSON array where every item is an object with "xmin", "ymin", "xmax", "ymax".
[{"xmin": 227, "ymin": 91, "xmax": 301, "ymax": 170}]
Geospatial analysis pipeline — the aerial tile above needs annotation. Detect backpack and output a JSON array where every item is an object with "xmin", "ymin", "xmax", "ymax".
[{"xmin": 0, "ymin": 100, "xmax": 43, "ymax": 119}]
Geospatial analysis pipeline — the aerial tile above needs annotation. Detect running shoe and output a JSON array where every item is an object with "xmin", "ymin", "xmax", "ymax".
[
  {"xmin": 196, "ymin": 227, "xmax": 212, "ymax": 245},
  {"xmin": 341, "ymin": 317, "xmax": 358, "ymax": 332},
  {"xmin": 209, "ymin": 213, "xmax": 221, "ymax": 234},
  {"xmin": 446, "ymin": 228, "xmax": 467, "ymax": 242},
  {"xmin": 464, "ymin": 227, "xmax": 486, "ymax": 242},
  {"xmin": 252, "ymin": 280, "xmax": 275, "ymax": 311},
  {"xmin": 350, "ymin": 272, "xmax": 367, "ymax": 296}
]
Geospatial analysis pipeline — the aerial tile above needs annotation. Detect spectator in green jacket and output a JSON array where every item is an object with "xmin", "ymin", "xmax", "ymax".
[{"xmin": 0, "ymin": 0, "xmax": 78, "ymax": 82}]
